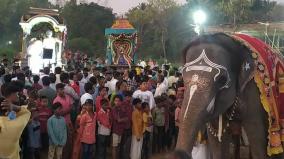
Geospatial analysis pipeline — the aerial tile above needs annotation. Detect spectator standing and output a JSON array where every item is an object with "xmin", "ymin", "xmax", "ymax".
[
  {"xmin": 130, "ymin": 98, "xmax": 144, "ymax": 159},
  {"xmin": 142, "ymin": 102, "xmax": 153, "ymax": 159},
  {"xmin": 37, "ymin": 96, "xmax": 52, "ymax": 156},
  {"xmin": 32, "ymin": 75, "xmax": 43, "ymax": 91},
  {"xmin": 133, "ymin": 81, "xmax": 156, "ymax": 110},
  {"xmin": 39, "ymin": 67, "xmax": 50, "ymax": 86},
  {"xmin": 27, "ymin": 110, "xmax": 41, "ymax": 159},
  {"xmin": 53, "ymin": 83, "xmax": 74, "ymax": 159},
  {"xmin": 0, "ymin": 82, "xmax": 31, "ymax": 159},
  {"xmin": 49, "ymin": 73, "xmax": 57, "ymax": 91},
  {"xmin": 96, "ymin": 99, "xmax": 111, "ymax": 159},
  {"xmin": 38, "ymin": 76, "xmax": 56, "ymax": 109},
  {"xmin": 111, "ymin": 95, "xmax": 128, "ymax": 159},
  {"xmin": 105, "ymin": 71, "xmax": 118, "ymax": 95},
  {"xmin": 80, "ymin": 82, "xmax": 94, "ymax": 109},
  {"xmin": 79, "ymin": 99, "xmax": 96, "ymax": 159},
  {"xmin": 47, "ymin": 102, "xmax": 67, "ymax": 159},
  {"xmin": 152, "ymin": 97, "xmax": 166, "ymax": 153},
  {"xmin": 54, "ymin": 67, "xmax": 62, "ymax": 84},
  {"xmin": 96, "ymin": 87, "xmax": 109, "ymax": 112},
  {"xmin": 60, "ymin": 72, "xmax": 79, "ymax": 101},
  {"xmin": 120, "ymin": 91, "xmax": 133, "ymax": 159},
  {"xmin": 71, "ymin": 105, "xmax": 86, "ymax": 159}
]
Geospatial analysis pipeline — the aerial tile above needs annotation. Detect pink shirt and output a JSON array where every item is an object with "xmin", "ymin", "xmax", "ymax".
[
  {"xmin": 53, "ymin": 95, "xmax": 73, "ymax": 124},
  {"xmin": 79, "ymin": 113, "xmax": 96, "ymax": 144}
]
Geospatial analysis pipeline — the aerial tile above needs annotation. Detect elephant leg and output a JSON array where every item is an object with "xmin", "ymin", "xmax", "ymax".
[
  {"xmin": 241, "ymin": 81, "xmax": 269, "ymax": 159},
  {"xmin": 207, "ymin": 130, "xmax": 230, "ymax": 159}
]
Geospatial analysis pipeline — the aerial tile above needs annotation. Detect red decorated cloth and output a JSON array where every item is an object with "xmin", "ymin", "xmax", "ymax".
[{"xmin": 231, "ymin": 33, "xmax": 284, "ymax": 155}]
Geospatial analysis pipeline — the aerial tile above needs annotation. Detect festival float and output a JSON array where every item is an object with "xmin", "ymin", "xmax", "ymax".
[
  {"xmin": 105, "ymin": 18, "xmax": 138, "ymax": 68},
  {"xmin": 19, "ymin": 7, "xmax": 67, "ymax": 74}
]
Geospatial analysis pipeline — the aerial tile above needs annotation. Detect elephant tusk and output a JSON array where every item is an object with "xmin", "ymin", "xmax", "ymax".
[
  {"xmin": 218, "ymin": 115, "xmax": 223, "ymax": 142},
  {"xmin": 206, "ymin": 96, "xmax": 216, "ymax": 113},
  {"xmin": 183, "ymin": 84, "xmax": 197, "ymax": 120}
]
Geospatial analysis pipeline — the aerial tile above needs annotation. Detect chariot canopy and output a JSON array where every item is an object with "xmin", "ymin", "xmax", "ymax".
[{"xmin": 105, "ymin": 18, "xmax": 138, "ymax": 67}]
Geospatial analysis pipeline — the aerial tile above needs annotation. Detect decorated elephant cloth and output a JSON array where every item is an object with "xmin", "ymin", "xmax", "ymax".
[{"xmin": 231, "ymin": 33, "xmax": 284, "ymax": 156}]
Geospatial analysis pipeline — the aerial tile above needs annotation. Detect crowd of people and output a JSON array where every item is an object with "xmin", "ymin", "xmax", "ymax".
[{"xmin": 0, "ymin": 60, "xmax": 185, "ymax": 159}]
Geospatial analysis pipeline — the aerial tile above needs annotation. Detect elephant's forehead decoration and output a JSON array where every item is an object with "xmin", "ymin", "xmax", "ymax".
[{"xmin": 182, "ymin": 49, "xmax": 231, "ymax": 90}]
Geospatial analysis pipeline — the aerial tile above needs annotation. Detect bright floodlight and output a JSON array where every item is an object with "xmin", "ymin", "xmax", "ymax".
[{"xmin": 193, "ymin": 10, "xmax": 207, "ymax": 25}]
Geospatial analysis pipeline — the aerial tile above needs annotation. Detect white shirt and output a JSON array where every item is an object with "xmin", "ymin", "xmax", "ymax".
[
  {"xmin": 98, "ymin": 123, "xmax": 111, "ymax": 136},
  {"xmin": 154, "ymin": 82, "xmax": 167, "ymax": 97},
  {"xmin": 80, "ymin": 93, "xmax": 93, "ymax": 105},
  {"xmin": 167, "ymin": 76, "xmax": 178, "ymax": 87},
  {"xmin": 132, "ymin": 90, "xmax": 156, "ymax": 110},
  {"xmin": 55, "ymin": 74, "xmax": 61, "ymax": 84},
  {"xmin": 39, "ymin": 74, "xmax": 49, "ymax": 86},
  {"xmin": 105, "ymin": 78, "xmax": 118, "ymax": 95}
]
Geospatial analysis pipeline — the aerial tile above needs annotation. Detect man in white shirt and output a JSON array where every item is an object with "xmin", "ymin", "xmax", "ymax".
[
  {"xmin": 105, "ymin": 71, "xmax": 118, "ymax": 95},
  {"xmin": 154, "ymin": 75, "xmax": 168, "ymax": 97},
  {"xmin": 133, "ymin": 81, "xmax": 156, "ymax": 110},
  {"xmin": 80, "ymin": 82, "xmax": 94, "ymax": 106}
]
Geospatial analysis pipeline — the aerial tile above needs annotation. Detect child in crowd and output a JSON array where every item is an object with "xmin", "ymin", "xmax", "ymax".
[
  {"xmin": 47, "ymin": 102, "xmax": 67, "ymax": 159},
  {"xmin": 111, "ymin": 95, "xmax": 128, "ymax": 159},
  {"xmin": 120, "ymin": 91, "xmax": 133, "ymax": 159},
  {"xmin": 72, "ymin": 104, "xmax": 87, "ymax": 159},
  {"xmin": 142, "ymin": 102, "xmax": 152, "ymax": 159},
  {"xmin": 53, "ymin": 83, "xmax": 74, "ymax": 159},
  {"xmin": 96, "ymin": 99, "xmax": 111, "ymax": 159},
  {"xmin": 27, "ymin": 110, "xmax": 41, "ymax": 159},
  {"xmin": 79, "ymin": 99, "xmax": 96, "ymax": 159},
  {"xmin": 37, "ymin": 96, "xmax": 52, "ymax": 155},
  {"xmin": 96, "ymin": 86, "xmax": 109, "ymax": 112},
  {"xmin": 130, "ymin": 98, "xmax": 144, "ymax": 159},
  {"xmin": 152, "ymin": 97, "xmax": 166, "ymax": 153}
]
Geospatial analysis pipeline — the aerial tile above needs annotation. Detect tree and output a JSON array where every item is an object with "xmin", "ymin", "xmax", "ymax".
[
  {"xmin": 67, "ymin": 38, "xmax": 94, "ymax": 55},
  {"xmin": 61, "ymin": 3, "xmax": 115, "ymax": 57}
]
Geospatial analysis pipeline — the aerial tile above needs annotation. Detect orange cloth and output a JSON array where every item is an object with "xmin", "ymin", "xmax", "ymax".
[
  {"xmin": 132, "ymin": 108, "xmax": 143, "ymax": 139},
  {"xmin": 79, "ymin": 112, "xmax": 96, "ymax": 144}
]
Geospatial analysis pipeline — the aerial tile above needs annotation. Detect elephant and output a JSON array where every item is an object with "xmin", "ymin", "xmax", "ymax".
[{"xmin": 174, "ymin": 33, "xmax": 284, "ymax": 159}]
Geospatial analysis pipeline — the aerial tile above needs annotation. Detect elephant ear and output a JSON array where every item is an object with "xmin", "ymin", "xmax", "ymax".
[{"xmin": 238, "ymin": 48, "xmax": 255, "ymax": 93}]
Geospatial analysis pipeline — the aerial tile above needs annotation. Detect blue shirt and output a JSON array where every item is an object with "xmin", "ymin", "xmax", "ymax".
[
  {"xmin": 27, "ymin": 120, "xmax": 41, "ymax": 148},
  {"xmin": 47, "ymin": 115, "xmax": 67, "ymax": 146}
]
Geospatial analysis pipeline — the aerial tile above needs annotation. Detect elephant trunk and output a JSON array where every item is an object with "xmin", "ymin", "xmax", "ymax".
[
  {"xmin": 175, "ymin": 105, "xmax": 205, "ymax": 156},
  {"xmin": 175, "ymin": 88, "xmax": 215, "ymax": 157}
]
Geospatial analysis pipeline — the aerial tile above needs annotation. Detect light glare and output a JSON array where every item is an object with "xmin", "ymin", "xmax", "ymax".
[{"xmin": 193, "ymin": 10, "xmax": 207, "ymax": 25}]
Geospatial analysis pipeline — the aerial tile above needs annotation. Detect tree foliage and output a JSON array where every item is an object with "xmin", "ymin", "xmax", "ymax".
[{"xmin": 61, "ymin": 3, "xmax": 115, "ymax": 57}]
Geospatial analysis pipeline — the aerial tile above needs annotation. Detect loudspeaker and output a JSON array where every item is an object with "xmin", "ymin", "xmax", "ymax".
[{"xmin": 43, "ymin": 48, "xmax": 53, "ymax": 59}]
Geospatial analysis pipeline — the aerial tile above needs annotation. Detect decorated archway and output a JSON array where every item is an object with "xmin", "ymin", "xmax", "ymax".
[{"xmin": 19, "ymin": 7, "xmax": 67, "ymax": 73}]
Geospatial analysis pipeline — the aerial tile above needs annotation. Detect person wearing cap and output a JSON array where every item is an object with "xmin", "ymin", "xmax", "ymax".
[{"xmin": 80, "ymin": 82, "xmax": 94, "ymax": 108}]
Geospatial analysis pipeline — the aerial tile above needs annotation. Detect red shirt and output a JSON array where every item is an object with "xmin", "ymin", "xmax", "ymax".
[
  {"xmin": 53, "ymin": 95, "xmax": 73, "ymax": 124},
  {"xmin": 79, "ymin": 113, "xmax": 96, "ymax": 144},
  {"xmin": 95, "ymin": 96, "xmax": 103, "ymax": 112},
  {"xmin": 70, "ymin": 82, "xmax": 80, "ymax": 95},
  {"xmin": 37, "ymin": 106, "xmax": 52, "ymax": 133},
  {"xmin": 111, "ymin": 106, "xmax": 128, "ymax": 135},
  {"xmin": 32, "ymin": 83, "xmax": 43, "ymax": 91},
  {"xmin": 122, "ymin": 101, "xmax": 133, "ymax": 130},
  {"xmin": 97, "ymin": 109, "xmax": 111, "ymax": 129}
]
